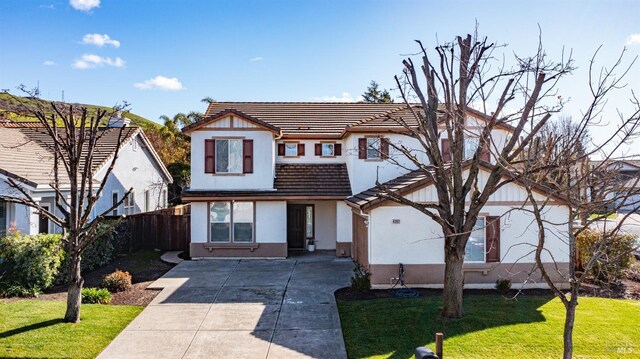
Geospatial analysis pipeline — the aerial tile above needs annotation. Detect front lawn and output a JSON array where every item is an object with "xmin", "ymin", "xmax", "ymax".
[
  {"xmin": 338, "ymin": 295, "xmax": 640, "ymax": 358},
  {"xmin": 0, "ymin": 300, "xmax": 142, "ymax": 358}
]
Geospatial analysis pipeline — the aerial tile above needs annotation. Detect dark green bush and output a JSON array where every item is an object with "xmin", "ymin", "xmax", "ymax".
[
  {"xmin": 495, "ymin": 278, "xmax": 512, "ymax": 295},
  {"xmin": 102, "ymin": 269, "xmax": 132, "ymax": 293},
  {"xmin": 577, "ymin": 229, "xmax": 637, "ymax": 285},
  {"xmin": 82, "ymin": 287, "xmax": 111, "ymax": 304},
  {"xmin": 55, "ymin": 224, "xmax": 117, "ymax": 285},
  {"xmin": 0, "ymin": 231, "xmax": 64, "ymax": 297},
  {"xmin": 350, "ymin": 262, "xmax": 371, "ymax": 292}
]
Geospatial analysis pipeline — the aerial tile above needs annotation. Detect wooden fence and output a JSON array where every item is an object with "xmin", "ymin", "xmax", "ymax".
[{"xmin": 125, "ymin": 204, "xmax": 190, "ymax": 252}]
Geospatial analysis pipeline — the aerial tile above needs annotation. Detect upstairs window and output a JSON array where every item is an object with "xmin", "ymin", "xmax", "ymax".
[
  {"xmin": 216, "ymin": 139, "xmax": 243, "ymax": 173},
  {"xmin": 278, "ymin": 142, "xmax": 305, "ymax": 157},
  {"xmin": 205, "ymin": 138, "xmax": 253, "ymax": 174},
  {"xmin": 464, "ymin": 138, "xmax": 479, "ymax": 159},
  {"xmin": 112, "ymin": 191, "xmax": 119, "ymax": 216},
  {"xmin": 314, "ymin": 142, "xmax": 342, "ymax": 157},
  {"xmin": 366, "ymin": 138, "xmax": 381, "ymax": 159},
  {"xmin": 358, "ymin": 137, "xmax": 389, "ymax": 160}
]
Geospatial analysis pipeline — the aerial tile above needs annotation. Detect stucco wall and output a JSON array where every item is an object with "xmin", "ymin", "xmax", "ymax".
[
  {"xmin": 190, "ymin": 129, "xmax": 275, "ymax": 191},
  {"xmin": 336, "ymin": 201, "xmax": 352, "ymax": 243},
  {"xmin": 368, "ymin": 204, "xmax": 570, "ymax": 265}
]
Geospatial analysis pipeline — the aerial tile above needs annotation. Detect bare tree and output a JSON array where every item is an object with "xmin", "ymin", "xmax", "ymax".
[
  {"xmin": 0, "ymin": 88, "xmax": 132, "ymax": 323},
  {"xmin": 375, "ymin": 30, "xmax": 574, "ymax": 318},
  {"xmin": 518, "ymin": 48, "xmax": 640, "ymax": 359}
]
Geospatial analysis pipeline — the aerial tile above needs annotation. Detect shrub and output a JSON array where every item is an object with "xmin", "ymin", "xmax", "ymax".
[
  {"xmin": 577, "ymin": 229, "xmax": 637, "ymax": 285},
  {"xmin": 55, "ymin": 224, "xmax": 117, "ymax": 285},
  {"xmin": 0, "ymin": 232, "xmax": 63, "ymax": 297},
  {"xmin": 350, "ymin": 262, "xmax": 371, "ymax": 292},
  {"xmin": 82, "ymin": 287, "xmax": 111, "ymax": 304},
  {"xmin": 102, "ymin": 269, "xmax": 132, "ymax": 293},
  {"xmin": 495, "ymin": 278, "xmax": 512, "ymax": 295},
  {"xmin": 625, "ymin": 260, "xmax": 640, "ymax": 282}
]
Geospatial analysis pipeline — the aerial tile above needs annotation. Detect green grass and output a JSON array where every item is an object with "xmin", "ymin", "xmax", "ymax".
[
  {"xmin": 0, "ymin": 300, "xmax": 143, "ymax": 358},
  {"xmin": 338, "ymin": 295, "xmax": 640, "ymax": 358},
  {"xmin": 0, "ymin": 93, "xmax": 161, "ymax": 131}
]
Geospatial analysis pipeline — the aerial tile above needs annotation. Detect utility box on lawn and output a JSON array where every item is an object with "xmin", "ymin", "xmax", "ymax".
[{"xmin": 415, "ymin": 346, "xmax": 438, "ymax": 359}]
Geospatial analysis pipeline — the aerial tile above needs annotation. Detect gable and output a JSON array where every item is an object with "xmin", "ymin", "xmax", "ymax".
[
  {"xmin": 202, "ymin": 115, "xmax": 261, "ymax": 129},
  {"xmin": 182, "ymin": 109, "xmax": 280, "ymax": 134},
  {"xmin": 404, "ymin": 168, "xmax": 554, "ymax": 204}
]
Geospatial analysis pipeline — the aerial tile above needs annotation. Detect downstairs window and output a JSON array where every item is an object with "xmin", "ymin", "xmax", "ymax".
[{"xmin": 209, "ymin": 201, "xmax": 255, "ymax": 243}]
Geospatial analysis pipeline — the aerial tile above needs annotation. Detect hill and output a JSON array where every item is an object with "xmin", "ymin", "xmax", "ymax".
[{"xmin": 0, "ymin": 93, "xmax": 161, "ymax": 131}]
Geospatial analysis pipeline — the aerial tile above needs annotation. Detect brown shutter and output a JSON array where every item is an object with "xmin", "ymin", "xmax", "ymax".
[
  {"xmin": 298, "ymin": 143, "xmax": 305, "ymax": 156},
  {"xmin": 204, "ymin": 139, "xmax": 215, "ymax": 173},
  {"xmin": 381, "ymin": 138, "xmax": 390, "ymax": 159},
  {"xmin": 335, "ymin": 143, "xmax": 342, "ymax": 156},
  {"xmin": 486, "ymin": 216, "xmax": 500, "ymax": 262},
  {"xmin": 315, "ymin": 143, "xmax": 322, "ymax": 156},
  {"xmin": 243, "ymin": 139, "xmax": 253, "ymax": 173},
  {"xmin": 358, "ymin": 138, "xmax": 367, "ymax": 159},
  {"xmin": 278, "ymin": 143, "xmax": 285, "ymax": 156},
  {"xmin": 441, "ymin": 138, "xmax": 451, "ymax": 162},
  {"xmin": 480, "ymin": 141, "xmax": 490, "ymax": 162}
]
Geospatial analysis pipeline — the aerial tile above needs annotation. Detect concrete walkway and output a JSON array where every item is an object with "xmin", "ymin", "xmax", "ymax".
[{"xmin": 98, "ymin": 252, "xmax": 353, "ymax": 359}]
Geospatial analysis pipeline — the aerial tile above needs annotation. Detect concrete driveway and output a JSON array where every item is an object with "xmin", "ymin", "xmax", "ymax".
[{"xmin": 98, "ymin": 252, "xmax": 353, "ymax": 359}]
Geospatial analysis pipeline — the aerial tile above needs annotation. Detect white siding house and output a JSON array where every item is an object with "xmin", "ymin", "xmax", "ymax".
[
  {"xmin": 0, "ymin": 124, "xmax": 172, "ymax": 235},
  {"xmin": 181, "ymin": 102, "xmax": 570, "ymax": 287}
]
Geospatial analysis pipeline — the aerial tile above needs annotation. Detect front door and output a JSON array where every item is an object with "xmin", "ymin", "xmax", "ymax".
[{"xmin": 287, "ymin": 205, "xmax": 306, "ymax": 250}]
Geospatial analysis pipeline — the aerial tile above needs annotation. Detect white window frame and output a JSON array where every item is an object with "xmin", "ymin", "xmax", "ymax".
[
  {"xmin": 144, "ymin": 189, "xmax": 151, "ymax": 212},
  {"xmin": 321, "ymin": 143, "xmax": 335, "ymax": 157},
  {"xmin": 209, "ymin": 201, "xmax": 255, "ymax": 243},
  {"xmin": 124, "ymin": 191, "xmax": 135, "ymax": 215},
  {"xmin": 111, "ymin": 191, "xmax": 120, "ymax": 216},
  {"xmin": 366, "ymin": 137, "xmax": 381, "ymax": 159},
  {"xmin": 215, "ymin": 138, "xmax": 243, "ymax": 174},
  {"xmin": 464, "ymin": 216, "xmax": 486, "ymax": 263},
  {"xmin": 284, "ymin": 142, "xmax": 299, "ymax": 157}
]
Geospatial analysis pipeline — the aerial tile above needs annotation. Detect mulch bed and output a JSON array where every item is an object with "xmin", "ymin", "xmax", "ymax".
[{"xmin": 37, "ymin": 250, "xmax": 175, "ymax": 306}]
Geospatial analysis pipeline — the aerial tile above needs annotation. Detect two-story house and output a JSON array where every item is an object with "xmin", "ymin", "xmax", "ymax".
[
  {"xmin": 182, "ymin": 102, "xmax": 570, "ymax": 288},
  {"xmin": 0, "ymin": 122, "xmax": 172, "ymax": 235}
]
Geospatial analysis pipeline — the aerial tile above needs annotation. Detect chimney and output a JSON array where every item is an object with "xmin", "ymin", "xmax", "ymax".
[{"xmin": 108, "ymin": 111, "xmax": 130, "ymax": 128}]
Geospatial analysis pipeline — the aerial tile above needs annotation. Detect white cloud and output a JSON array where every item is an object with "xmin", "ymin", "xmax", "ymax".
[
  {"xmin": 81, "ymin": 33, "xmax": 120, "ymax": 48},
  {"xmin": 69, "ymin": 0, "xmax": 99, "ymax": 11},
  {"xmin": 310, "ymin": 92, "xmax": 360, "ymax": 102},
  {"xmin": 134, "ymin": 76, "xmax": 184, "ymax": 91},
  {"xmin": 43, "ymin": 60, "xmax": 57, "ymax": 66},
  {"xmin": 249, "ymin": 57, "xmax": 264, "ymax": 62},
  {"xmin": 39, "ymin": 4, "xmax": 55, "ymax": 9},
  {"xmin": 72, "ymin": 54, "xmax": 125, "ymax": 69},
  {"xmin": 625, "ymin": 33, "xmax": 640, "ymax": 46}
]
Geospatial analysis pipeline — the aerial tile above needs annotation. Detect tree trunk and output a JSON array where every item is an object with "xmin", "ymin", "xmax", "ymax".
[
  {"xmin": 442, "ymin": 250, "xmax": 465, "ymax": 318},
  {"xmin": 64, "ymin": 253, "xmax": 84, "ymax": 323},
  {"xmin": 563, "ymin": 295, "xmax": 577, "ymax": 359}
]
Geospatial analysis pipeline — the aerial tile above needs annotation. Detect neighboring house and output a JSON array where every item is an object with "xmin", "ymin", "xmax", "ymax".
[
  {"xmin": 182, "ymin": 102, "xmax": 570, "ymax": 288},
  {"xmin": 0, "ymin": 121, "xmax": 172, "ymax": 235},
  {"xmin": 590, "ymin": 159, "xmax": 640, "ymax": 213}
]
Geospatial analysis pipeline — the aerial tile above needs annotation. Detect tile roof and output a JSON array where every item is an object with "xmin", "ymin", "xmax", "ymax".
[
  {"xmin": 198, "ymin": 102, "xmax": 514, "ymax": 137},
  {"xmin": 0, "ymin": 125, "xmax": 139, "ymax": 187},
  {"xmin": 203, "ymin": 102, "xmax": 407, "ymax": 137},
  {"xmin": 183, "ymin": 163, "xmax": 352, "ymax": 199}
]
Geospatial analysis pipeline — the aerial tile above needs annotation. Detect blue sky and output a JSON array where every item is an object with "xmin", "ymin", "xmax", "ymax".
[{"xmin": 1, "ymin": 0, "xmax": 639, "ymax": 153}]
